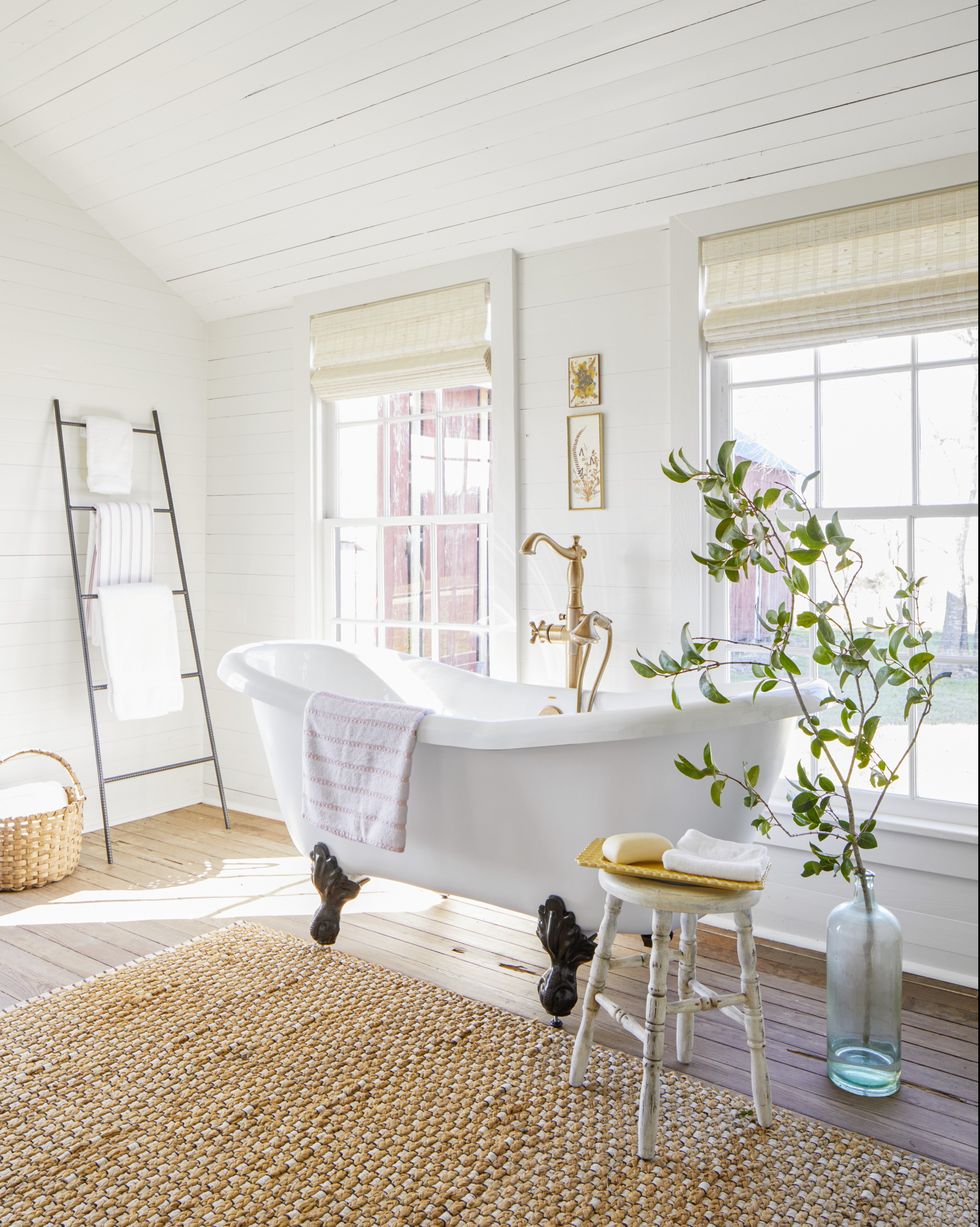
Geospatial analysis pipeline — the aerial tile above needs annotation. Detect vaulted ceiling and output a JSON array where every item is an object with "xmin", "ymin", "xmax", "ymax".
[{"xmin": 1, "ymin": 0, "xmax": 976, "ymax": 319}]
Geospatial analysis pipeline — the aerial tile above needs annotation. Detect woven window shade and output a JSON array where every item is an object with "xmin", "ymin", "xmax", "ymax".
[
  {"xmin": 311, "ymin": 281, "xmax": 491, "ymax": 400},
  {"xmin": 702, "ymin": 184, "xmax": 979, "ymax": 356}
]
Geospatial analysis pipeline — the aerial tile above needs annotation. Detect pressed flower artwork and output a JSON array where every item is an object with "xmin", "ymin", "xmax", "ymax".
[
  {"xmin": 568, "ymin": 354, "xmax": 600, "ymax": 407},
  {"xmin": 567, "ymin": 412, "xmax": 604, "ymax": 510}
]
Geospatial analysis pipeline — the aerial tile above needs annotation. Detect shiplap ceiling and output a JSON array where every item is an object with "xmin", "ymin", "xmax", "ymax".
[{"xmin": 1, "ymin": 0, "xmax": 977, "ymax": 320}]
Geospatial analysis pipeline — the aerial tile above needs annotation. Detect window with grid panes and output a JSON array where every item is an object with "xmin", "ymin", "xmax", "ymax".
[
  {"xmin": 710, "ymin": 328, "xmax": 978, "ymax": 816},
  {"xmin": 326, "ymin": 385, "xmax": 492, "ymax": 674}
]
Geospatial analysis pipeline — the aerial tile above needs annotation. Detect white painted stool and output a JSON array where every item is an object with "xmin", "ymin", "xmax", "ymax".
[{"xmin": 570, "ymin": 870, "xmax": 772, "ymax": 1160}]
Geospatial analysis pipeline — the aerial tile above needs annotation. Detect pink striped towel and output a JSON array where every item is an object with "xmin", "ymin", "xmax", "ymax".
[{"xmin": 301, "ymin": 690, "xmax": 430, "ymax": 853}]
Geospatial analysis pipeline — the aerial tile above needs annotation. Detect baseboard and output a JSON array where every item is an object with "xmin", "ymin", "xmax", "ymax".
[{"xmin": 706, "ymin": 912, "xmax": 979, "ymax": 990}]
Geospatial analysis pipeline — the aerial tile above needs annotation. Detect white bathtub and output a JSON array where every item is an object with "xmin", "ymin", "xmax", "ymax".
[{"xmin": 218, "ymin": 640, "xmax": 821, "ymax": 940}]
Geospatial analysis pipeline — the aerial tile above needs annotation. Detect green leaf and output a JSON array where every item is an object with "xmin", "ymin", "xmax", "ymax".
[
  {"xmin": 698, "ymin": 671, "xmax": 729, "ymax": 704},
  {"xmin": 813, "ymin": 645, "xmax": 834, "ymax": 666},
  {"xmin": 661, "ymin": 463, "xmax": 690, "ymax": 484},
  {"xmin": 817, "ymin": 616, "xmax": 836, "ymax": 645},
  {"xmin": 909, "ymin": 651, "xmax": 935, "ymax": 674},
  {"xmin": 805, "ymin": 514, "xmax": 826, "ymax": 544},
  {"xmin": 710, "ymin": 778, "xmax": 726, "ymax": 807},
  {"xmin": 680, "ymin": 622, "xmax": 702, "ymax": 664},
  {"xmin": 733, "ymin": 459, "xmax": 752, "ymax": 488},
  {"xmin": 788, "ymin": 548, "xmax": 822, "ymax": 565},
  {"xmin": 717, "ymin": 439, "xmax": 736, "ymax": 477},
  {"xmin": 746, "ymin": 764, "xmax": 761, "ymax": 788},
  {"xmin": 671, "ymin": 685, "xmax": 682, "ymax": 711},
  {"xmin": 790, "ymin": 566, "xmax": 810, "ymax": 595},
  {"xmin": 704, "ymin": 496, "xmax": 731, "ymax": 520},
  {"xmin": 797, "ymin": 611, "xmax": 818, "ymax": 628},
  {"xmin": 675, "ymin": 755, "xmax": 708, "ymax": 781},
  {"xmin": 631, "ymin": 659, "xmax": 656, "ymax": 678}
]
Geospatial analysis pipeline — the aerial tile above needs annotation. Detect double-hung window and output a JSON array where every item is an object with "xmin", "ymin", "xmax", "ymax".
[
  {"xmin": 702, "ymin": 185, "xmax": 978, "ymax": 820},
  {"xmin": 312, "ymin": 281, "xmax": 493, "ymax": 674}
]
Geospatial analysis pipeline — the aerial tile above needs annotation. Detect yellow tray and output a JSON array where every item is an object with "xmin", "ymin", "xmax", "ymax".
[{"xmin": 576, "ymin": 837, "xmax": 765, "ymax": 892}]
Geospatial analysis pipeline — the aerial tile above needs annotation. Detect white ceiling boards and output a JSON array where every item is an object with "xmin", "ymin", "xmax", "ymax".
[{"xmin": 0, "ymin": 0, "xmax": 976, "ymax": 319}]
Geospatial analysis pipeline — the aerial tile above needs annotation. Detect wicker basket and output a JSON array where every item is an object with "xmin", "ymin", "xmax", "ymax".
[{"xmin": 0, "ymin": 749, "xmax": 84, "ymax": 891}]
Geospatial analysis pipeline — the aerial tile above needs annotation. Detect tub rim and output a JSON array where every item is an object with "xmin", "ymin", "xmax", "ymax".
[{"xmin": 217, "ymin": 639, "xmax": 829, "ymax": 751}]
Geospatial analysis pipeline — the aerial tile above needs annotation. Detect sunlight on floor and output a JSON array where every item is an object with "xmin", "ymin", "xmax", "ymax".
[{"xmin": 0, "ymin": 853, "xmax": 444, "ymax": 928}]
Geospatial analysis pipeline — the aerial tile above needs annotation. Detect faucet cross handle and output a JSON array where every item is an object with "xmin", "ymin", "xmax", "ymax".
[{"xmin": 529, "ymin": 619, "xmax": 548, "ymax": 645}]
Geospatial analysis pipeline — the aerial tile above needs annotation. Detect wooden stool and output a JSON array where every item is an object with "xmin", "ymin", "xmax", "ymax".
[{"xmin": 570, "ymin": 870, "xmax": 772, "ymax": 1160}]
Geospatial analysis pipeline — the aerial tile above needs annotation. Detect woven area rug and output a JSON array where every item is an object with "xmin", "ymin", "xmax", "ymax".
[{"xmin": 0, "ymin": 923, "xmax": 975, "ymax": 1226}]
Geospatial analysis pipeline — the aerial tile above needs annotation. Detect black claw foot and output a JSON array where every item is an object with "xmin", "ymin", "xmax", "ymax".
[
  {"xmin": 536, "ymin": 894, "xmax": 596, "ymax": 1022},
  {"xmin": 309, "ymin": 843, "xmax": 367, "ymax": 946}
]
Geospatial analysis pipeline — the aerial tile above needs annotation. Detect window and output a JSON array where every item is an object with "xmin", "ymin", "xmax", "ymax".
[
  {"xmin": 710, "ymin": 328, "xmax": 978, "ymax": 815},
  {"xmin": 328, "ymin": 386, "xmax": 492, "ymax": 673},
  {"xmin": 312, "ymin": 281, "xmax": 494, "ymax": 674}
]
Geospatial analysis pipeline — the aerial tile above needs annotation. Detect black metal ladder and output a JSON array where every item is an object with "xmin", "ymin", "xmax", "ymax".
[{"xmin": 53, "ymin": 399, "xmax": 231, "ymax": 862}]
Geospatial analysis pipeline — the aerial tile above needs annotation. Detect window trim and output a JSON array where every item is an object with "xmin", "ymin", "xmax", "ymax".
[
  {"xmin": 709, "ymin": 342, "xmax": 978, "ymax": 826},
  {"xmin": 292, "ymin": 250, "xmax": 519, "ymax": 680}
]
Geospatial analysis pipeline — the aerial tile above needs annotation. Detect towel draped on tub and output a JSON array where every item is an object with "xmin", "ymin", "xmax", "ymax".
[{"xmin": 301, "ymin": 691, "xmax": 430, "ymax": 853}]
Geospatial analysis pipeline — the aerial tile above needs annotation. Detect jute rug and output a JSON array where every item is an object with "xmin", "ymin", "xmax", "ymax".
[{"xmin": 0, "ymin": 924, "xmax": 974, "ymax": 1227}]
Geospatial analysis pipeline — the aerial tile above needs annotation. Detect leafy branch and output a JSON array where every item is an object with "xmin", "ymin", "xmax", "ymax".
[{"xmin": 632, "ymin": 441, "xmax": 949, "ymax": 891}]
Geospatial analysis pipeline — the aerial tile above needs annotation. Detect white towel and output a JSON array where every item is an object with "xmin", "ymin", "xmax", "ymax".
[
  {"xmin": 661, "ymin": 828, "xmax": 770, "ymax": 883},
  {"xmin": 98, "ymin": 583, "xmax": 184, "ymax": 721},
  {"xmin": 0, "ymin": 782, "xmax": 68, "ymax": 820},
  {"xmin": 83, "ymin": 501, "xmax": 154, "ymax": 642},
  {"xmin": 83, "ymin": 414, "xmax": 134, "ymax": 494},
  {"xmin": 301, "ymin": 690, "xmax": 429, "ymax": 853}
]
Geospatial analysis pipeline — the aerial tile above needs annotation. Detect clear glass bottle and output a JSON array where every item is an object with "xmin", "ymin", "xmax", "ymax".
[{"xmin": 826, "ymin": 871, "xmax": 902, "ymax": 1097}]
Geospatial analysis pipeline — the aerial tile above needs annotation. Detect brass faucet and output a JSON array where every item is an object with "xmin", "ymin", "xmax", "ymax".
[{"xmin": 520, "ymin": 532, "xmax": 588, "ymax": 693}]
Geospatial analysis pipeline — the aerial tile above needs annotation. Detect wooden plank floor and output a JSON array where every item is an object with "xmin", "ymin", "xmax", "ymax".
[{"xmin": 1, "ymin": 805, "xmax": 976, "ymax": 1172}]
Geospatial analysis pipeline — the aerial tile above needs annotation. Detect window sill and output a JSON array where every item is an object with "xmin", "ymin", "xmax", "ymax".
[{"xmin": 766, "ymin": 801, "xmax": 977, "ymax": 847}]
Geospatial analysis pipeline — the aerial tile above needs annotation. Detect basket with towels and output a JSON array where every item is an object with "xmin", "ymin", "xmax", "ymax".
[{"xmin": 0, "ymin": 750, "xmax": 84, "ymax": 891}]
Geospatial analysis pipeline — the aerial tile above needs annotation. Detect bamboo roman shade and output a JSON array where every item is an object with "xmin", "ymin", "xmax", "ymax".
[
  {"xmin": 311, "ymin": 281, "xmax": 491, "ymax": 400},
  {"xmin": 701, "ymin": 184, "xmax": 979, "ymax": 356}
]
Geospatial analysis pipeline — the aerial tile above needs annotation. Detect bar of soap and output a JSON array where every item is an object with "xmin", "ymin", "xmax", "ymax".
[{"xmin": 602, "ymin": 832, "xmax": 673, "ymax": 865}]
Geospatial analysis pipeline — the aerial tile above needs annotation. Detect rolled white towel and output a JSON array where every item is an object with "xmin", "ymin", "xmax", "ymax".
[
  {"xmin": 0, "ymin": 781, "xmax": 69, "ymax": 820},
  {"xmin": 661, "ymin": 828, "xmax": 769, "ymax": 883}
]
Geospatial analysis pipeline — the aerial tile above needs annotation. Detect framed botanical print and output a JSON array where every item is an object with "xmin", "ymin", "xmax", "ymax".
[
  {"xmin": 568, "ymin": 354, "xmax": 600, "ymax": 407},
  {"xmin": 567, "ymin": 412, "xmax": 604, "ymax": 510}
]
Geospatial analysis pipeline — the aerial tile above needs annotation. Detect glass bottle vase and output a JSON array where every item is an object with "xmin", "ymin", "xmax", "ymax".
[{"xmin": 825, "ymin": 871, "xmax": 902, "ymax": 1097}]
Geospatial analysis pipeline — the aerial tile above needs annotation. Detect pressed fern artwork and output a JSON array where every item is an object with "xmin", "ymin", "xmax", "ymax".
[{"xmin": 567, "ymin": 412, "xmax": 604, "ymax": 509}]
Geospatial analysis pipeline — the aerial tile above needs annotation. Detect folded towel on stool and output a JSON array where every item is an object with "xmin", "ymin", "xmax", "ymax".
[{"xmin": 661, "ymin": 828, "xmax": 769, "ymax": 883}]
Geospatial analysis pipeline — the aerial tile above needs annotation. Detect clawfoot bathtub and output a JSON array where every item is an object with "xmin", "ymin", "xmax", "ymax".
[{"xmin": 218, "ymin": 642, "xmax": 822, "ymax": 1020}]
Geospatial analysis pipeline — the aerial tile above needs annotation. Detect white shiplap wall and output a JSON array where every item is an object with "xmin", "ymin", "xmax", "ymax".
[
  {"xmin": 204, "ymin": 308, "xmax": 295, "ymax": 817},
  {"xmin": 518, "ymin": 229, "xmax": 672, "ymax": 689},
  {"xmin": 0, "ymin": 141, "xmax": 208, "ymax": 829}
]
